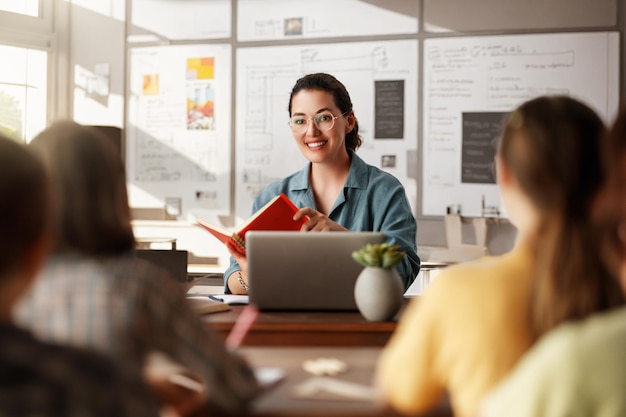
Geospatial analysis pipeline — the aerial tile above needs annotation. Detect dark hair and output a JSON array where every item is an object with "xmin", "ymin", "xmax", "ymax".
[
  {"xmin": 29, "ymin": 121, "xmax": 135, "ymax": 255},
  {"xmin": 288, "ymin": 72, "xmax": 363, "ymax": 151},
  {"xmin": 598, "ymin": 101, "xmax": 626, "ymax": 281},
  {"xmin": 0, "ymin": 134, "xmax": 49, "ymax": 278},
  {"xmin": 499, "ymin": 95, "xmax": 624, "ymax": 336}
]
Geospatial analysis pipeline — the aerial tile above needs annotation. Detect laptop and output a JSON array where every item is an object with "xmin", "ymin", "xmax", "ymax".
[{"xmin": 246, "ymin": 231, "xmax": 386, "ymax": 311}]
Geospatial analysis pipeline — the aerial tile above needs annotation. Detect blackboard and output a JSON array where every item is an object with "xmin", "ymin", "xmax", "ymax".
[
  {"xmin": 461, "ymin": 112, "xmax": 508, "ymax": 184},
  {"xmin": 375, "ymin": 80, "xmax": 405, "ymax": 139}
]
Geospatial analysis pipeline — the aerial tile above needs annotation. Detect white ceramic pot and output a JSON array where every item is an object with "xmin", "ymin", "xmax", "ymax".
[{"xmin": 354, "ymin": 266, "xmax": 404, "ymax": 321}]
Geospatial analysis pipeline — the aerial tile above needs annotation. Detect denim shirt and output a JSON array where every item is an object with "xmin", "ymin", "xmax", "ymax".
[{"xmin": 224, "ymin": 151, "xmax": 420, "ymax": 292}]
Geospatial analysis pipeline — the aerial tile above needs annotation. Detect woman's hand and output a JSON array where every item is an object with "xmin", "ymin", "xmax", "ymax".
[{"xmin": 294, "ymin": 208, "xmax": 348, "ymax": 232}]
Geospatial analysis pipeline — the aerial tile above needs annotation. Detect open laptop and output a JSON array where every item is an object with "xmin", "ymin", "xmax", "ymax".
[{"xmin": 246, "ymin": 231, "xmax": 386, "ymax": 311}]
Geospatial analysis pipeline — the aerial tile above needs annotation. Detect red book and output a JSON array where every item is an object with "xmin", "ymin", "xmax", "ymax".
[{"xmin": 197, "ymin": 193, "xmax": 306, "ymax": 256}]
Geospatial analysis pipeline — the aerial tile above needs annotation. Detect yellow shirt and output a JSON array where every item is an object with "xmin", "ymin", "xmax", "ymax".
[
  {"xmin": 481, "ymin": 307, "xmax": 626, "ymax": 417},
  {"xmin": 376, "ymin": 247, "xmax": 536, "ymax": 417}
]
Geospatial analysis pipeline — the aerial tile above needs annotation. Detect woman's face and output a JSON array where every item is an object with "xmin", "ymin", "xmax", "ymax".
[{"xmin": 289, "ymin": 89, "xmax": 353, "ymax": 165}]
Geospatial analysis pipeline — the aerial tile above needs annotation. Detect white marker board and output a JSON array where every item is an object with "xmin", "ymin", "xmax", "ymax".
[{"xmin": 422, "ymin": 31, "xmax": 619, "ymax": 217}]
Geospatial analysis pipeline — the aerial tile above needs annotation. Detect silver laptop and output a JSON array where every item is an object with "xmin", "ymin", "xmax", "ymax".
[{"xmin": 246, "ymin": 231, "xmax": 386, "ymax": 311}]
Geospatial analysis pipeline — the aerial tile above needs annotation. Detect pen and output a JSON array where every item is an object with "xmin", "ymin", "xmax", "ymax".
[{"xmin": 207, "ymin": 295, "xmax": 224, "ymax": 302}]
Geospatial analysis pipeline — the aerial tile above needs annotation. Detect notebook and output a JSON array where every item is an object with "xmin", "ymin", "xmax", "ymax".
[{"xmin": 246, "ymin": 231, "xmax": 386, "ymax": 311}]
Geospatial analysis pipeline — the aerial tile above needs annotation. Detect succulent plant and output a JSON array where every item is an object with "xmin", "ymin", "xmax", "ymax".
[{"xmin": 351, "ymin": 242, "xmax": 406, "ymax": 269}]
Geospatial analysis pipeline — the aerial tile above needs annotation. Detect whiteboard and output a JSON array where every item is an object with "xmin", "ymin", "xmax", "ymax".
[
  {"xmin": 422, "ymin": 32, "xmax": 619, "ymax": 218},
  {"xmin": 235, "ymin": 40, "xmax": 418, "ymax": 220},
  {"xmin": 131, "ymin": 0, "xmax": 231, "ymax": 41},
  {"xmin": 127, "ymin": 44, "xmax": 232, "ymax": 218},
  {"xmin": 237, "ymin": 0, "xmax": 417, "ymax": 41}
]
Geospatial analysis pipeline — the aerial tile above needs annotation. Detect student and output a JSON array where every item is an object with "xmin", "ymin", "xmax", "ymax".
[
  {"xmin": 0, "ymin": 134, "xmax": 159, "ymax": 417},
  {"xmin": 224, "ymin": 72, "xmax": 420, "ymax": 294},
  {"xmin": 13, "ymin": 121, "xmax": 260, "ymax": 415},
  {"xmin": 375, "ymin": 95, "xmax": 624, "ymax": 417},
  {"xmin": 479, "ymin": 102, "xmax": 626, "ymax": 417}
]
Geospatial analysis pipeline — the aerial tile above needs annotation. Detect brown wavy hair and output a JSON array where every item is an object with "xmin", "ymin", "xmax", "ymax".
[
  {"xmin": 498, "ymin": 95, "xmax": 624, "ymax": 336},
  {"xmin": 29, "ymin": 121, "xmax": 135, "ymax": 256},
  {"xmin": 597, "ymin": 101, "xmax": 626, "ymax": 284}
]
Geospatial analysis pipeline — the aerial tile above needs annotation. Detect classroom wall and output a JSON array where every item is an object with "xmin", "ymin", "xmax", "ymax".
[{"xmin": 57, "ymin": 0, "xmax": 624, "ymax": 258}]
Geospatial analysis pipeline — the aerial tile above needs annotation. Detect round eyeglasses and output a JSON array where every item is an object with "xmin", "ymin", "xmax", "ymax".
[{"xmin": 288, "ymin": 111, "xmax": 349, "ymax": 133}]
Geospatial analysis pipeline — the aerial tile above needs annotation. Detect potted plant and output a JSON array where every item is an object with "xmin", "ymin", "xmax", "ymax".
[{"xmin": 352, "ymin": 242, "xmax": 405, "ymax": 321}]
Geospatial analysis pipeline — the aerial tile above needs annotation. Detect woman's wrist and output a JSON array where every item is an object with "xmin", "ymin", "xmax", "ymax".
[{"xmin": 237, "ymin": 270, "xmax": 249, "ymax": 291}]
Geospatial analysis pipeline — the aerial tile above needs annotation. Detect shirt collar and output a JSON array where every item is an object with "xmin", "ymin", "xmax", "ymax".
[{"xmin": 288, "ymin": 149, "xmax": 369, "ymax": 192}]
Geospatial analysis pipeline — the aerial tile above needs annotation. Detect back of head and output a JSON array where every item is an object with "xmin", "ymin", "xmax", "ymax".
[
  {"xmin": 0, "ymin": 134, "xmax": 48, "ymax": 278},
  {"xmin": 500, "ymin": 96, "xmax": 605, "ymax": 218},
  {"xmin": 288, "ymin": 72, "xmax": 363, "ymax": 151},
  {"xmin": 598, "ymin": 101, "xmax": 626, "ymax": 287},
  {"xmin": 499, "ymin": 95, "xmax": 624, "ymax": 335},
  {"xmin": 29, "ymin": 120, "xmax": 135, "ymax": 256}
]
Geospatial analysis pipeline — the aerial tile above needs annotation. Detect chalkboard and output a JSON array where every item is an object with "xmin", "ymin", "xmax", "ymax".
[
  {"xmin": 461, "ymin": 112, "xmax": 508, "ymax": 184},
  {"xmin": 375, "ymin": 80, "xmax": 405, "ymax": 139},
  {"xmin": 422, "ymin": 31, "xmax": 619, "ymax": 217}
]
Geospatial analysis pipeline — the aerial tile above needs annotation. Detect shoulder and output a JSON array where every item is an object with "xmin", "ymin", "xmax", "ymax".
[
  {"xmin": 1, "ymin": 329, "xmax": 158, "ymax": 416},
  {"xmin": 484, "ymin": 310, "xmax": 626, "ymax": 416},
  {"xmin": 351, "ymin": 153, "xmax": 403, "ymax": 187},
  {"xmin": 100, "ymin": 255, "xmax": 186, "ymax": 301},
  {"xmin": 435, "ymin": 249, "xmax": 531, "ymax": 285}
]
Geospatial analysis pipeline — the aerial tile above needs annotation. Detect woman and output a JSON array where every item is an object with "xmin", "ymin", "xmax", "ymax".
[
  {"xmin": 13, "ymin": 121, "xmax": 260, "ymax": 416},
  {"xmin": 0, "ymin": 134, "xmax": 160, "ymax": 416},
  {"xmin": 375, "ymin": 95, "xmax": 624, "ymax": 417},
  {"xmin": 224, "ymin": 72, "xmax": 420, "ymax": 294},
  {"xmin": 479, "ymin": 102, "xmax": 626, "ymax": 417}
]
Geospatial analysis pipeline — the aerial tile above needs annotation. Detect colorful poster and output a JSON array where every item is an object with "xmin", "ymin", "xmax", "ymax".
[{"xmin": 186, "ymin": 57, "xmax": 215, "ymax": 130}]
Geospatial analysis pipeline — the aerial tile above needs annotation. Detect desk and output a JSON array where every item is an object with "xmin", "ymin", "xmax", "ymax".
[
  {"xmin": 237, "ymin": 346, "xmax": 452, "ymax": 417},
  {"xmin": 419, "ymin": 260, "xmax": 452, "ymax": 290},
  {"xmin": 203, "ymin": 298, "xmax": 414, "ymax": 347}
]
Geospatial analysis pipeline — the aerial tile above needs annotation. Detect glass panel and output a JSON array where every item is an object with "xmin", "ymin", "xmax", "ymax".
[
  {"xmin": 0, "ymin": 0, "xmax": 40, "ymax": 17},
  {"xmin": 0, "ymin": 44, "xmax": 47, "ymax": 142}
]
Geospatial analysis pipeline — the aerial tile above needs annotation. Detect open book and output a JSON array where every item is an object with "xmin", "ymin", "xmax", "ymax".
[{"xmin": 196, "ymin": 193, "xmax": 306, "ymax": 256}]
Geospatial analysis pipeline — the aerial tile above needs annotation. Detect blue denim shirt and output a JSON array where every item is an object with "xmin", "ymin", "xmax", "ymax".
[{"xmin": 224, "ymin": 151, "xmax": 420, "ymax": 292}]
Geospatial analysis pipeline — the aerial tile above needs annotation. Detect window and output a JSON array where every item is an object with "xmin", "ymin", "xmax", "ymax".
[
  {"xmin": 0, "ymin": 0, "xmax": 40, "ymax": 17},
  {"xmin": 0, "ymin": 0, "xmax": 53, "ymax": 142},
  {"xmin": 0, "ymin": 44, "xmax": 47, "ymax": 142}
]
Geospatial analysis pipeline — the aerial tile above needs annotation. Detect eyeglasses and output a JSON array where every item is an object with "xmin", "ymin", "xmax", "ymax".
[{"xmin": 288, "ymin": 111, "xmax": 349, "ymax": 133}]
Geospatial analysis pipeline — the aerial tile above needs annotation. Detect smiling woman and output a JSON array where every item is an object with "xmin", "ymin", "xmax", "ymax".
[{"xmin": 223, "ymin": 72, "xmax": 421, "ymax": 296}]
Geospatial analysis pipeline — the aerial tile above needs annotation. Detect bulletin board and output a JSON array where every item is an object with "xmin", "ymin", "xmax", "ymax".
[{"xmin": 421, "ymin": 31, "xmax": 620, "ymax": 217}]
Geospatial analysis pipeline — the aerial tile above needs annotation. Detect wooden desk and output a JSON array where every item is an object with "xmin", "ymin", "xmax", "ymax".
[
  {"xmin": 203, "ymin": 298, "xmax": 415, "ymax": 347},
  {"xmin": 237, "ymin": 346, "xmax": 452, "ymax": 417}
]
